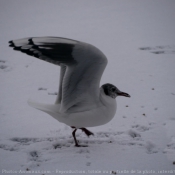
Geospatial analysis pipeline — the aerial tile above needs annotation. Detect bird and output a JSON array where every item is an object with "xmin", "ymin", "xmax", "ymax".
[{"xmin": 9, "ymin": 37, "xmax": 130, "ymax": 147}]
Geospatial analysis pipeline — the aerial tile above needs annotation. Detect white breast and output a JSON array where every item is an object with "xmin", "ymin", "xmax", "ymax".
[
  {"xmin": 58, "ymin": 88, "xmax": 117, "ymax": 128},
  {"xmin": 28, "ymin": 88, "xmax": 117, "ymax": 128}
]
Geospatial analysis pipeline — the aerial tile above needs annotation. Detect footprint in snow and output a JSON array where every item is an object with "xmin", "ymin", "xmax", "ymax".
[
  {"xmin": 132, "ymin": 124, "xmax": 150, "ymax": 132},
  {"xmin": 53, "ymin": 142, "xmax": 72, "ymax": 149},
  {"xmin": 11, "ymin": 137, "xmax": 42, "ymax": 145},
  {"xmin": 149, "ymin": 122, "xmax": 156, "ymax": 126},
  {"xmin": 38, "ymin": 87, "xmax": 47, "ymax": 91},
  {"xmin": 29, "ymin": 151, "xmax": 39, "ymax": 161},
  {"xmin": 128, "ymin": 129, "xmax": 141, "ymax": 139},
  {"xmin": 0, "ymin": 65, "xmax": 8, "ymax": 69},
  {"xmin": 145, "ymin": 141, "xmax": 158, "ymax": 154},
  {"xmin": 48, "ymin": 92, "xmax": 58, "ymax": 95},
  {"xmin": 26, "ymin": 151, "xmax": 48, "ymax": 169},
  {"xmin": 0, "ymin": 144, "xmax": 18, "ymax": 151},
  {"xmin": 139, "ymin": 45, "xmax": 175, "ymax": 54},
  {"xmin": 164, "ymin": 137, "xmax": 175, "ymax": 153},
  {"xmin": 0, "ymin": 60, "xmax": 12, "ymax": 71}
]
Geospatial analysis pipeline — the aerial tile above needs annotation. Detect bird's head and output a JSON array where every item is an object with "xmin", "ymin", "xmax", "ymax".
[{"xmin": 101, "ymin": 83, "xmax": 130, "ymax": 99}]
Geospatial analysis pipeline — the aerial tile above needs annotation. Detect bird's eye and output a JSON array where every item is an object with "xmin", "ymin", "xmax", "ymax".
[{"xmin": 111, "ymin": 87, "xmax": 116, "ymax": 92}]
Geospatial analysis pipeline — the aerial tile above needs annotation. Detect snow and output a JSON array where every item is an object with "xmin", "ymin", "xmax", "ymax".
[{"xmin": 1, "ymin": 0, "xmax": 175, "ymax": 174}]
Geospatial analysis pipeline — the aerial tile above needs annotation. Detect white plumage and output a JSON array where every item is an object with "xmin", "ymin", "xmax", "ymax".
[{"xmin": 9, "ymin": 37, "xmax": 130, "ymax": 147}]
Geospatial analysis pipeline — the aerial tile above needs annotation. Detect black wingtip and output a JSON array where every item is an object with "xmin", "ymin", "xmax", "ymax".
[
  {"xmin": 9, "ymin": 40, "xmax": 15, "ymax": 47},
  {"xmin": 8, "ymin": 40, "xmax": 21, "ymax": 51},
  {"xmin": 28, "ymin": 38, "xmax": 33, "ymax": 45},
  {"xmin": 13, "ymin": 47, "xmax": 21, "ymax": 51},
  {"xmin": 9, "ymin": 40, "xmax": 21, "ymax": 50}
]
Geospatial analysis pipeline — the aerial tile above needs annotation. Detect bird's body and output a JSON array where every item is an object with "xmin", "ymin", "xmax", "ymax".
[
  {"xmin": 9, "ymin": 37, "xmax": 130, "ymax": 147},
  {"xmin": 28, "ymin": 87, "xmax": 116, "ymax": 128}
]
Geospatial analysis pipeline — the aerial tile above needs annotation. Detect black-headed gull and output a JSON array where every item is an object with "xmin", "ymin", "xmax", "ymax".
[{"xmin": 9, "ymin": 37, "xmax": 130, "ymax": 147}]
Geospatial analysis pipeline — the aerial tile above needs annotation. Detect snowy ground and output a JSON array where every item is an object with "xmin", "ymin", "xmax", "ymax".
[{"xmin": 1, "ymin": 0, "xmax": 175, "ymax": 174}]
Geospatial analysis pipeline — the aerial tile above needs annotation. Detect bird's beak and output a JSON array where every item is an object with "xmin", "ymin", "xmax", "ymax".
[{"xmin": 118, "ymin": 91, "xmax": 131, "ymax": 98}]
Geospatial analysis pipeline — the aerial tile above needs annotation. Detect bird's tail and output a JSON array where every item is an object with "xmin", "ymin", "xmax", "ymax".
[{"xmin": 27, "ymin": 99, "xmax": 60, "ymax": 115}]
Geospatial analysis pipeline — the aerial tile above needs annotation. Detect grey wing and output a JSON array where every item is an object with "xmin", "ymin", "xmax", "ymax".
[
  {"xmin": 9, "ymin": 37, "xmax": 108, "ymax": 113},
  {"xmin": 55, "ymin": 64, "xmax": 66, "ymax": 104}
]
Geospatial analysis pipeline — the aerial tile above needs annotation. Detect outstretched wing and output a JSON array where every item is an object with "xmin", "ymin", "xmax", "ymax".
[{"xmin": 9, "ymin": 37, "xmax": 108, "ymax": 113}]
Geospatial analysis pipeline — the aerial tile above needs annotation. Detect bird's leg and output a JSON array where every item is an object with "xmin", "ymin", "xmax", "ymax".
[
  {"xmin": 71, "ymin": 127, "xmax": 89, "ymax": 147},
  {"xmin": 72, "ymin": 129, "xmax": 80, "ymax": 147},
  {"xmin": 80, "ymin": 128, "xmax": 94, "ymax": 137}
]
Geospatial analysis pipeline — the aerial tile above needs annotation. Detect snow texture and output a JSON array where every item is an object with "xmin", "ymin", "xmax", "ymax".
[{"xmin": 1, "ymin": 0, "xmax": 175, "ymax": 174}]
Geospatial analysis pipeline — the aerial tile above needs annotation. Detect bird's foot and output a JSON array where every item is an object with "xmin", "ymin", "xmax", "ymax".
[
  {"xmin": 81, "ymin": 128, "xmax": 94, "ymax": 137},
  {"xmin": 75, "ymin": 144, "xmax": 88, "ymax": 147}
]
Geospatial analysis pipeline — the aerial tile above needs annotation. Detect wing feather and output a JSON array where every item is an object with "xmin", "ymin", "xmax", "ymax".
[{"xmin": 9, "ymin": 37, "xmax": 108, "ymax": 113}]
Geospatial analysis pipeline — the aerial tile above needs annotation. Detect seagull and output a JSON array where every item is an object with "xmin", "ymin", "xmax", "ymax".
[{"xmin": 9, "ymin": 37, "xmax": 130, "ymax": 147}]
